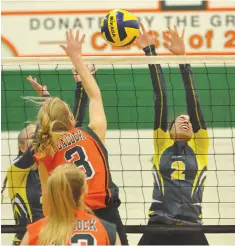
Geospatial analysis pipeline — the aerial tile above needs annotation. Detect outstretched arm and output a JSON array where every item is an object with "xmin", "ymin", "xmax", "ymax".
[
  {"xmin": 164, "ymin": 26, "xmax": 206, "ymax": 132},
  {"xmin": 15, "ymin": 67, "xmax": 93, "ymax": 169},
  {"xmin": 137, "ymin": 23, "xmax": 168, "ymax": 132},
  {"xmin": 137, "ymin": 23, "xmax": 170, "ymax": 159},
  {"xmin": 143, "ymin": 45, "xmax": 168, "ymax": 132},
  {"xmin": 72, "ymin": 66, "xmax": 97, "ymax": 128},
  {"xmin": 72, "ymin": 68, "xmax": 88, "ymax": 128},
  {"xmin": 180, "ymin": 64, "xmax": 206, "ymax": 132},
  {"xmin": 61, "ymin": 30, "xmax": 107, "ymax": 144},
  {"xmin": 12, "ymin": 77, "xmax": 50, "ymax": 169}
]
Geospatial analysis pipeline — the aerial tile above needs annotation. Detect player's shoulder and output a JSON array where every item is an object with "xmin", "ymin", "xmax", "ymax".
[
  {"xmin": 153, "ymin": 128, "xmax": 173, "ymax": 150},
  {"xmin": 80, "ymin": 211, "xmax": 116, "ymax": 242},
  {"xmin": 96, "ymin": 218, "xmax": 117, "ymax": 245},
  {"xmin": 77, "ymin": 126, "xmax": 108, "ymax": 155},
  {"xmin": 194, "ymin": 128, "xmax": 209, "ymax": 138},
  {"xmin": 27, "ymin": 217, "xmax": 46, "ymax": 232}
]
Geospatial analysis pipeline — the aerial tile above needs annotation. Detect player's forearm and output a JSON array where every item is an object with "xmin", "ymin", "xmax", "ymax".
[
  {"xmin": 71, "ymin": 55, "xmax": 102, "ymax": 101},
  {"xmin": 143, "ymin": 45, "xmax": 165, "ymax": 75},
  {"xmin": 179, "ymin": 64, "xmax": 206, "ymax": 131},
  {"xmin": 143, "ymin": 45, "xmax": 168, "ymax": 131},
  {"xmin": 73, "ymin": 82, "xmax": 88, "ymax": 127}
]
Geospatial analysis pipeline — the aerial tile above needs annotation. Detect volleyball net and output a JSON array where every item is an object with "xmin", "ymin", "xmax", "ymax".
[{"xmin": 1, "ymin": 56, "xmax": 235, "ymax": 236}]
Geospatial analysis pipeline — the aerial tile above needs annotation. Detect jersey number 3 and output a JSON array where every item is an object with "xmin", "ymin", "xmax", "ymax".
[
  {"xmin": 171, "ymin": 161, "xmax": 185, "ymax": 180},
  {"xmin": 65, "ymin": 146, "xmax": 95, "ymax": 180}
]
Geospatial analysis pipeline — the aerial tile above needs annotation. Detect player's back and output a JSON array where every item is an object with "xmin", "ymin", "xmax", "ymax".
[
  {"xmin": 27, "ymin": 209, "xmax": 117, "ymax": 245},
  {"xmin": 38, "ymin": 127, "xmax": 118, "ymax": 210}
]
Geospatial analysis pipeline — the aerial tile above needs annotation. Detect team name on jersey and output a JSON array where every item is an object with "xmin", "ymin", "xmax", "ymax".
[
  {"xmin": 57, "ymin": 131, "xmax": 87, "ymax": 150},
  {"xmin": 73, "ymin": 219, "xmax": 97, "ymax": 231}
]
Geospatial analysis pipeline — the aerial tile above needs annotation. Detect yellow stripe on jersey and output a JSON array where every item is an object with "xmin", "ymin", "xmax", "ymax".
[
  {"xmin": 149, "ymin": 46, "xmax": 164, "ymax": 127},
  {"xmin": 189, "ymin": 71, "xmax": 202, "ymax": 129},
  {"xmin": 7, "ymin": 165, "xmax": 33, "ymax": 222}
]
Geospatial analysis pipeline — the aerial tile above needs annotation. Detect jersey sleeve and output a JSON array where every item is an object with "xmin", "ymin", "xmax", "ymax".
[
  {"xmin": 189, "ymin": 129, "xmax": 210, "ymax": 164},
  {"xmin": 6, "ymin": 165, "xmax": 30, "ymax": 200},
  {"xmin": 73, "ymin": 82, "xmax": 88, "ymax": 128},
  {"xmin": 99, "ymin": 219, "xmax": 116, "ymax": 245},
  {"xmin": 6, "ymin": 150, "xmax": 34, "ymax": 201},
  {"xmin": 179, "ymin": 64, "xmax": 206, "ymax": 132},
  {"xmin": 26, "ymin": 218, "xmax": 45, "ymax": 245},
  {"xmin": 143, "ymin": 45, "xmax": 170, "ymax": 158},
  {"xmin": 12, "ymin": 124, "xmax": 41, "ymax": 169},
  {"xmin": 179, "ymin": 64, "xmax": 209, "ymax": 155},
  {"xmin": 12, "ymin": 148, "xmax": 35, "ymax": 169}
]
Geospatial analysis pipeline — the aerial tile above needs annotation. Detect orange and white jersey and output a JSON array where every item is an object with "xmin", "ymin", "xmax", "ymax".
[
  {"xmin": 27, "ymin": 209, "xmax": 117, "ymax": 245},
  {"xmin": 34, "ymin": 127, "xmax": 119, "ymax": 210}
]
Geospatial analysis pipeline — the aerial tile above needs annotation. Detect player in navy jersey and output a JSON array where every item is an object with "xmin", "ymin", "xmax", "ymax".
[
  {"xmin": 1, "ymin": 69, "xmax": 90, "ymax": 245},
  {"xmin": 137, "ymin": 23, "xmax": 209, "ymax": 245}
]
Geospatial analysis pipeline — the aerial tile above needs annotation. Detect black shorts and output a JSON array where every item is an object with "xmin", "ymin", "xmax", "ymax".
[
  {"xmin": 138, "ymin": 221, "xmax": 209, "ymax": 245},
  {"xmin": 93, "ymin": 206, "xmax": 128, "ymax": 245}
]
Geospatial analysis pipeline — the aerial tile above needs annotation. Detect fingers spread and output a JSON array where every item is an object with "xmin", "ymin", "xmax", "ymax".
[
  {"xmin": 75, "ymin": 30, "xmax": 79, "ymax": 41},
  {"xmin": 80, "ymin": 34, "xmax": 86, "ymax": 44},
  {"xmin": 26, "ymin": 76, "xmax": 32, "ymax": 82},
  {"xmin": 66, "ymin": 31, "xmax": 69, "ymax": 44},
  {"xmin": 168, "ymin": 26, "xmax": 177, "ymax": 39},
  {"xmin": 167, "ymin": 26, "xmax": 173, "ymax": 33},
  {"xmin": 163, "ymin": 31, "xmax": 172, "ymax": 43},
  {"xmin": 163, "ymin": 42, "xmax": 170, "ymax": 50},
  {"xmin": 140, "ymin": 22, "xmax": 147, "ymax": 35},
  {"xmin": 43, "ymin": 85, "xmax": 48, "ymax": 90},
  {"xmin": 27, "ymin": 76, "xmax": 36, "ymax": 85},
  {"xmin": 181, "ymin": 28, "xmax": 185, "ymax": 39},
  {"xmin": 60, "ymin": 45, "xmax": 67, "ymax": 53},
  {"xmin": 69, "ymin": 29, "xmax": 74, "ymax": 40},
  {"xmin": 174, "ymin": 25, "xmax": 179, "ymax": 37}
]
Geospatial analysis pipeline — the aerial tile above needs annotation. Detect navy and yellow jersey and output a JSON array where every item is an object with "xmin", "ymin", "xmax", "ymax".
[
  {"xmin": 7, "ymin": 165, "xmax": 42, "ymax": 244},
  {"xmin": 5, "ymin": 82, "xmax": 88, "ymax": 244},
  {"xmin": 144, "ymin": 45, "xmax": 209, "ymax": 225}
]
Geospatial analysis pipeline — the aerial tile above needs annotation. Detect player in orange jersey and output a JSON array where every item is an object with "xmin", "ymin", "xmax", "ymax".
[
  {"xmin": 20, "ymin": 164, "xmax": 121, "ymax": 245},
  {"xmin": 33, "ymin": 30, "xmax": 128, "ymax": 245}
]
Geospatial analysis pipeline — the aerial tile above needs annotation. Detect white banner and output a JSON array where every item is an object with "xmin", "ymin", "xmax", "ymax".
[{"xmin": 2, "ymin": 3, "xmax": 235, "ymax": 56}]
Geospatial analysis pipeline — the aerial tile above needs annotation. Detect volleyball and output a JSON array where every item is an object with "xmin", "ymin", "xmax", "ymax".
[{"xmin": 101, "ymin": 9, "xmax": 140, "ymax": 47}]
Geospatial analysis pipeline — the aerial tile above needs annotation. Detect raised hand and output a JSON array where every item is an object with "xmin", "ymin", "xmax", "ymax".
[
  {"xmin": 26, "ymin": 76, "xmax": 50, "ymax": 97},
  {"xmin": 163, "ymin": 26, "xmax": 185, "ymax": 55},
  {"xmin": 72, "ymin": 65, "xmax": 97, "ymax": 83},
  {"xmin": 136, "ymin": 22, "xmax": 155, "ymax": 49},
  {"xmin": 60, "ymin": 29, "xmax": 85, "ymax": 58}
]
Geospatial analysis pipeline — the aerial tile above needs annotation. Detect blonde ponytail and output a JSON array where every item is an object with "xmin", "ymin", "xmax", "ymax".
[
  {"xmin": 38, "ymin": 164, "xmax": 86, "ymax": 245},
  {"xmin": 33, "ymin": 97, "xmax": 75, "ymax": 156}
]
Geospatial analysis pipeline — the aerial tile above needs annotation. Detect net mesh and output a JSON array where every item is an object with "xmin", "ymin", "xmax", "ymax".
[{"xmin": 1, "ymin": 56, "xmax": 235, "ymax": 244}]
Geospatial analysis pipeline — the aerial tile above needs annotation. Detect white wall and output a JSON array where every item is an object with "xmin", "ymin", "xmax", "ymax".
[{"xmin": 2, "ymin": 0, "xmax": 235, "ymax": 57}]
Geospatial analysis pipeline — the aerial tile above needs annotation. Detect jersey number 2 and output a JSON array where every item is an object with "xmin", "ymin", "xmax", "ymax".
[
  {"xmin": 171, "ymin": 161, "xmax": 185, "ymax": 180},
  {"xmin": 65, "ymin": 146, "xmax": 95, "ymax": 180}
]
